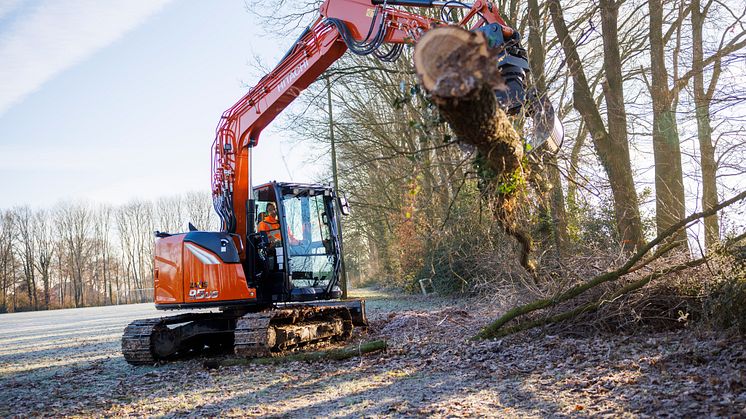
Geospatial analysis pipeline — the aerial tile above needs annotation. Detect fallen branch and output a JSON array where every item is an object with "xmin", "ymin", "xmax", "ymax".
[
  {"xmin": 204, "ymin": 340, "xmax": 387, "ymax": 368},
  {"xmin": 474, "ymin": 190, "xmax": 746, "ymax": 339},
  {"xmin": 491, "ymin": 257, "xmax": 709, "ymax": 337}
]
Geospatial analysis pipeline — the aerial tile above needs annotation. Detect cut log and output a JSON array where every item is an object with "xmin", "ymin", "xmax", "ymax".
[
  {"xmin": 414, "ymin": 26, "xmax": 534, "ymax": 272},
  {"xmin": 203, "ymin": 340, "xmax": 387, "ymax": 368}
]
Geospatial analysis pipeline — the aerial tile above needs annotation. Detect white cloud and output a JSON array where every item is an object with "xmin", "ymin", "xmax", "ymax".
[{"xmin": 0, "ymin": 0, "xmax": 173, "ymax": 116}]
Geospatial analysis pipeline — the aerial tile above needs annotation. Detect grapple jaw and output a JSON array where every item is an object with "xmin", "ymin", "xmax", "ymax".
[
  {"xmin": 478, "ymin": 23, "xmax": 565, "ymax": 154},
  {"xmin": 525, "ymin": 91, "xmax": 564, "ymax": 153}
]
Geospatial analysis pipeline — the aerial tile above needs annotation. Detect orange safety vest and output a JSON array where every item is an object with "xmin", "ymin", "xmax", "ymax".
[{"xmin": 258, "ymin": 215, "xmax": 281, "ymax": 241}]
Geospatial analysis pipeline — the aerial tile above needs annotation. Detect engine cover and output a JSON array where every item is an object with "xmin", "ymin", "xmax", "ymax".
[{"xmin": 153, "ymin": 232, "xmax": 256, "ymax": 308}]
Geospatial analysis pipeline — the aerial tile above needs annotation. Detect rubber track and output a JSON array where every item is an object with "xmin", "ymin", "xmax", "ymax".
[
  {"xmin": 121, "ymin": 318, "xmax": 161, "ymax": 365},
  {"xmin": 234, "ymin": 312, "xmax": 274, "ymax": 358},
  {"xmin": 233, "ymin": 306, "xmax": 353, "ymax": 358}
]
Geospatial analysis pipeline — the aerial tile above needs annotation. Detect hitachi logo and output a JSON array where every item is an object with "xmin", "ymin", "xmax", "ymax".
[{"xmin": 278, "ymin": 59, "xmax": 309, "ymax": 91}]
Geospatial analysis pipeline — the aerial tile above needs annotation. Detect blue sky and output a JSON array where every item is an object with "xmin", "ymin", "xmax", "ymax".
[{"xmin": 0, "ymin": 0, "xmax": 319, "ymax": 208}]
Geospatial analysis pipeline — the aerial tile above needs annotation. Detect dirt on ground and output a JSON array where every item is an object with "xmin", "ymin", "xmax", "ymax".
[{"xmin": 1, "ymin": 288, "xmax": 744, "ymax": 417}]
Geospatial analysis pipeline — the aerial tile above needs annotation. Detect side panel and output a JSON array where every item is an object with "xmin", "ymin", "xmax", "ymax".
[
  {"xmin": 154, "ymin": 235, "xmax": 184, "ymax": 304},
  {"xmin": 182, "ymin": 242, "xmax": 256, "ymax": 304}
]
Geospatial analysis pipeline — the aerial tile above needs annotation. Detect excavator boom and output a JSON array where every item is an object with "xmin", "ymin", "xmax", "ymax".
[{"xmin": 211, "ymin": 0, "xmax": 533, "ymax": 245}]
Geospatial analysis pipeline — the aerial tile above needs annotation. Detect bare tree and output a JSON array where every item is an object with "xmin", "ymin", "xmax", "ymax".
[
  {"xmin": 183, "ymin": 191, "xmax": 217, "ymax": 231},
  {"xmin": 0, "ymin": 190, "xmax": 216, "ymax": 311},
  {"xmin": 155, "ymin": 196, "xmax": 185, "ymax": 233},
  {"xmin": 56, "ymin": 202, "xmax": 91, "ymax": 307},
  {"xmin": 526, "ymin": 0, "xmax": 570, "ymax": 253},
  {"xmin": 54, "ymin": 238, "xmax": 68, "ymax": 308},
  {"xmin": 33, "ymin": 209, "xmax": 54, "ymax": 309},
  {"xmin": 12, "ymin": 207, "xmax": 38, "ymax": 309},
  {"xmin": 548, "ymin": 0, "xmax": 645, "ymax": 251},
  {"xmin": 0, "ymin": 211, "xmax": 14, "ymax": 312},
  {"xmin": 690, "ymin": 0, "xmax": 746, "ymax": 250},
  {"xmin": 92, "ymin": 205, "xmax": 116, "ymax": 305},
  {"xmin": 647, "ymin": 0, "xmax": 688, "ymax": 249},
  {"xmin": 116, "ymin": 200, "xmax": 154, "ymax": 303}
]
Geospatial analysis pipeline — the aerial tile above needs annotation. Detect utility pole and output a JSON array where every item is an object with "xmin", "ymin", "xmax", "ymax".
[{"xmin": 327, "ymin": 75, "xmax": 348, "ymax": 299}]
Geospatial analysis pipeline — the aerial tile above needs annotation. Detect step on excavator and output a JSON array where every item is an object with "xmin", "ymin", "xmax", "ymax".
[{"xmin": 122, "ymin": 0, "xmax": 564, "ymax": 365}]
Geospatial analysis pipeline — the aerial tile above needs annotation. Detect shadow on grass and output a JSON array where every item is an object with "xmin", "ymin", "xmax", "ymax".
[{"xmin": 140, "ymin": 355, "xmax": 565, "ymax": 418}]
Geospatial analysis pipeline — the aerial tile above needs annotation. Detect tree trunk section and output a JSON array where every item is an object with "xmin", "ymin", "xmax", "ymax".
[
  {"xmin": 547, "ymin": 0, "xmax": 645, "ymax": 251},
  {"xmin": 649, "ymin": 0, "xmax": 688, "ymax": 250},
  {"xmin": 691, "ymin": 0, "xmax": 720, "ymax": 250},
  {"xmin": 413, "ymin": 27, "xmax": 534, "ymax": 272},
  {"xmin": 527, "ymin": 0, "xmax": 570, "ymax": 254},
  {"xmin": 599, "ymin": 0, "xmax": 645, "ymax": 251}
]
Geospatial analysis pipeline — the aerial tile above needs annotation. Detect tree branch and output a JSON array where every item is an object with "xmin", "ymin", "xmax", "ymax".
[{"xmin": 473, "ymin": 190, "xmax": 746, "ymax": 339}]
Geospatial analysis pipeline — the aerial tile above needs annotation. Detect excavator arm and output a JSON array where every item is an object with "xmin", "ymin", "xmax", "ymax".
[{"xmin": 212, "ymin": 0, "xmax": 560, "ymax": 251}]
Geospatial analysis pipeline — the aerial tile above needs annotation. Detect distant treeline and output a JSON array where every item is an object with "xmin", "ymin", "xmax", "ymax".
[{"xmin": 0, "ymin": 192, "xmax": 218, "ymax": 313}]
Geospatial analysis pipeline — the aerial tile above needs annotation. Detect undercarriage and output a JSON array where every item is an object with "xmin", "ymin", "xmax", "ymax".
[{"xmin": 122, "ymin": 300, "xmax": 367, "ymax": 365}]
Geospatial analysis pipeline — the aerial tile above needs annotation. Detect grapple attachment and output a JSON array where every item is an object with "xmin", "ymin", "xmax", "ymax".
[
  {"xmin": 525, "ymin": 91, "xmax": 564, "ymax": 153},
  {"xmin": 478, "ymin": 23, "xmax": 565, "ymax": 153}
]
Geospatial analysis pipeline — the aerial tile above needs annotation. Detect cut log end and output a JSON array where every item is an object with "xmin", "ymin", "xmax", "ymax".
[{"xmin": 414, "ymin": 27, "xmax": 501, "ymax": 96}]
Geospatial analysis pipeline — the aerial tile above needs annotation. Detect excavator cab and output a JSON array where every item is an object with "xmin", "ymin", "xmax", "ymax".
[
  {"xmin": 251, "ymin": 182, "xmax": 344, "ymax": 303},
  {"xmin": 151, "ymin": 181, "xmax": 346, "ymax": 310}
]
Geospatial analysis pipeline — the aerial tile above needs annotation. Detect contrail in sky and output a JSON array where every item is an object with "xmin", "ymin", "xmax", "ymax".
[{"xmin": 0, "ymin": 0, "xmax": 173, "ymax": 116}]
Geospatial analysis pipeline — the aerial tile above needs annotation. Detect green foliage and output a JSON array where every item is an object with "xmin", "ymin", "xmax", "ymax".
[
  {"xmin": 497, "ymin": 168, "xmax": 525, "ymax": 196},
  {"xmin": 705, "ymin": 277, "xmax": 746, "ymax": 334},
  {"xmin": 565, "ymin": 196, "xmax": 619, "ymax": 248},
  {"xmin": 704, "ymin": 246, "xmax": 746, "ymax": 334}
]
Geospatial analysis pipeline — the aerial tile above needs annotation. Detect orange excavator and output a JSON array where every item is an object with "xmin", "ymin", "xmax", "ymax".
[{"xmin": 122, "ymin": 0, "xmax": 563, "ymax": 365}]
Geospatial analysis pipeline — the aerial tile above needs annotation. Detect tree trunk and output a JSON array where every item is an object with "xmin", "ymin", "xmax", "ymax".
[
  {"xmin": 599, "ymin": 0, "xmax": 644, "ymax": 251},
  {"xmin": 413, "ymin": 27, "xmax": 534, "ymax": 272},
  {"xmin": 527, "ymin": 0, "xmax": 570, "ymax": 254},
  {"xmin": 56, "ymin": 250, "xmax": 65, "ymax": 307},
  {"xmin": 12, "ymin": 266, "xmax": 17, "ymax": 311},
  {"xmin": 75, "ymin": 262, "xmax": 83, "ymax": 307},
  {"xmin": 566, "ymin": 121, "xmax": 587, "ymax": 214},
  {"xmin": 547, "ymin": 0, "xmax": 645, "ymax": 251},
  {"xmin": 691, "ymin": 0, "xmax": 720, "ymax": 250},
  {"xmin": 24, "ymin": 262, "xmax": 35, "ymax": 309},
  {"xmin": 649, "ymin": 0, "xmax": 688, "ymax": 249},
  {"xmin": 0, "ymin": 235, "xmax": 9, "ymax": 312},
  {"xmin": 40, "ymin": 263, "xmax": 50, "ymax": 309}
]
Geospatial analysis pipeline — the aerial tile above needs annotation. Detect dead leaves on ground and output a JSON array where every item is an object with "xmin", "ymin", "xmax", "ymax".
[{"xmin": 1, "ymin": 297, "xmax": 744, "ymax": 417}]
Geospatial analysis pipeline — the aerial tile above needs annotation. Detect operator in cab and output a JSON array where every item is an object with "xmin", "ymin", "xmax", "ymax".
[
  {"xmin": 258, "ymin": 202, "xmax": 281, "ymax": 244},
  {"xmin": 258, "ymin": 202, "xmax": 298, "ymax": 246}
]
